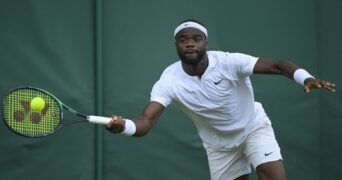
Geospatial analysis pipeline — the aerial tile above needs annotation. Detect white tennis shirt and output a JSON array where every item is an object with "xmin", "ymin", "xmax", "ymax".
[{"xmin": 151, "ymin": 51, "xmax": 268, "ymax": 149}]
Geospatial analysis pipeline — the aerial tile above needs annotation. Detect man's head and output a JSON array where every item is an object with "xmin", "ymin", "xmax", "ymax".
[{"xmin": 174, "ymin": 19, "xmax": 208, "ymax": 66}]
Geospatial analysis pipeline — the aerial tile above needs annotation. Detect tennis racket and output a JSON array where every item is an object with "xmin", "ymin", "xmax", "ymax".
[{"xmin": 2, "ymin": 86, "xmax": 111, "ymax": 137}]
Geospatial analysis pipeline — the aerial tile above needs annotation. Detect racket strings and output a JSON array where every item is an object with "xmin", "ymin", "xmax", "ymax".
[{"xmin": 4, "ymin": 89, "xmax": 61, "ymax": 137}]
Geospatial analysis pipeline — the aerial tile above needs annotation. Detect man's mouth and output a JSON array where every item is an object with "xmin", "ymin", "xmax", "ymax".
[{"xmin": 184, "ymin": 50, "xmax": 198, "ymax": 54}]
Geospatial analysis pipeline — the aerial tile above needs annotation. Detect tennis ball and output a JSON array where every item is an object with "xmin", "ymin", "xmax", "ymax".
[{"xmin": 30, "ymin": 97, "xmax": 45, "ymax": 112}]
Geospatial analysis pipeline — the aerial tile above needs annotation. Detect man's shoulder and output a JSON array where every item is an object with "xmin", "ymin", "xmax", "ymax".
[
  {"xmin": 207, "ymin": 51, "xmax": 230, "ymax": 63},
  {"xmin": 208, "ymin": 51, "xmax": 257, "ymax": 65},
  {"xmin": 163, "ymin": 61, "xmax": 180, "ymax": 73},
  {"xmin": 208, "ymin": 50, "xmax": 253, "ymax": 59},
  {"xmin": 159, "ymin": 61, "xmax": 181, "ymax": 80},
  {"xmin": 208, "ymin": 50, "xmax": 227, "ymax": 57}
]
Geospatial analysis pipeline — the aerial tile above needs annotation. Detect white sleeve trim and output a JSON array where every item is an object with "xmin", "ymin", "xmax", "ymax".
[
  {"xmin": 247, "ymin": 57, "xmax": 258, "ymax": 75},
  {"xmin": 150, "ymin": 97, "xmax": 170, "ymax": 107}
]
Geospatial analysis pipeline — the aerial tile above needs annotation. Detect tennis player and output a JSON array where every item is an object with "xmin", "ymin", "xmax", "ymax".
[{"xmin": 106, "ymin": 19, "xmax": 335, "ymax": 180}]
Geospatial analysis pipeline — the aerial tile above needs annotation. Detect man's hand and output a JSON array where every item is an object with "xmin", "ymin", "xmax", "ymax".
[
  {"xmin": 304, "ymin": 78, "xmax": 336, "ymax": 93},
  {"xmin": 106, "ymin": 115, "xmax": 125, "ymax": 133}
]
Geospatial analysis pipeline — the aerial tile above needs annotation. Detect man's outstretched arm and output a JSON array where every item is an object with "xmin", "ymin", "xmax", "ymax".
[
  {"xmin": 106, "ymin": 101, "xmax": 165, "ymax": 137},
  {"xmin": 253, "ymin": 58, "xmax": 336, "ymax": 93}
]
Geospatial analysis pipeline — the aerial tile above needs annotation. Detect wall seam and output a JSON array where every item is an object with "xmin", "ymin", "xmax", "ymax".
[{"xmin": 95, "ymin": 0, "xmax": 104, "ymax": 179}]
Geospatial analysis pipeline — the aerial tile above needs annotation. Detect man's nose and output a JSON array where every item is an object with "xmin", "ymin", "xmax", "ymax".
[{"xmin": 185, "ymin": 39, "xmax": 195, "ymax": 47}]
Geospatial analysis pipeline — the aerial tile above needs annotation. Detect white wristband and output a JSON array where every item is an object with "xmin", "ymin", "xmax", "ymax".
[
  {"xmin": 121, "ymin": 119, "xmax": 136, "ymax": 136},
  {"xmin": 293, "ymin": 69, "xmax": 314, "ymax": 86}
]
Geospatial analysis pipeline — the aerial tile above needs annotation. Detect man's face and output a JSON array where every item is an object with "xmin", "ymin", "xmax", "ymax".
[{"xmin": 175, "ymin": 28, "xmax": 208, "ymax": 65}]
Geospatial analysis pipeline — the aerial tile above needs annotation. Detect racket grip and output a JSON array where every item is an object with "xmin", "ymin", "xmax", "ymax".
[{"xmin": 87, "ymin": 115, "xmax": 111, "ymax": 124}]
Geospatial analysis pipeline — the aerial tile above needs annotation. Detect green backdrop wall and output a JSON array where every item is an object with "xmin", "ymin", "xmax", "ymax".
[{"xmin": 0, "ymin": 0, "xmax": 341, "ymax": 180}]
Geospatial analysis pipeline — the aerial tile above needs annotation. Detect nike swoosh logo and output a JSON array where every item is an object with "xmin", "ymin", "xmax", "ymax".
[
  {"xmin": 214, "ymin": 79, "xmax": 223, "ymax": 85},
  {"xmin": 264, "ymin": 152, "xmax": 273, "ymax": 156}
]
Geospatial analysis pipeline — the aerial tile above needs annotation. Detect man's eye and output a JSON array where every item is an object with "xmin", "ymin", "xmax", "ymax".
[{"xmin": 178, "ymin": 39, "xmax": 186, "ymax": 43}]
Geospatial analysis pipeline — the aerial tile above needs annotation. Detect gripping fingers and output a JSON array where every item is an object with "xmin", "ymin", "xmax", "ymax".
[{"xmin": 106, "ymin": 115, "xmax": 125, "ymax": 133}]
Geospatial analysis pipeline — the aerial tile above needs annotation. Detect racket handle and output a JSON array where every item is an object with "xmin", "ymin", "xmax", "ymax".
[{"xmin": 87, "ymin": 115, "xmax": 111, "ymax": 124}]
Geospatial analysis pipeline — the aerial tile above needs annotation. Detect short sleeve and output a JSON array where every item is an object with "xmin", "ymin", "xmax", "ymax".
[
  {"xmin": 224, "ymin": 52, "xmax": 258, "ymax": 78},
  {"xmin": 150, "ymin": 80, "xmax": 172, "ymax": 107}
]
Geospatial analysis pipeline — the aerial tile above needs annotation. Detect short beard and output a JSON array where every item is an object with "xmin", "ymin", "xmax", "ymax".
[{"xmin": 178, "ymin": 50, "xmax": 207, "ymax": 66}]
